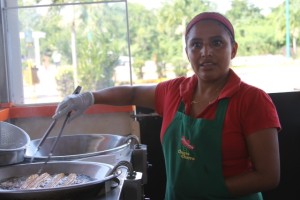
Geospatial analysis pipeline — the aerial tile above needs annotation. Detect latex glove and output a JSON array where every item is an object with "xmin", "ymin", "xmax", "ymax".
[{"xmin": 52, "ymin": 91, "xmax": 94, "ymax": 121}]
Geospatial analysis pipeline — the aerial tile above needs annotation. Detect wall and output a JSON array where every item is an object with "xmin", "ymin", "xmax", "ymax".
[
  {"xmin": 10, "ymin": 112, "xmax": 137, "ymax": 140},
  {"xmin": 263, "ymin": 92, "xmax": 300, "ymax": 199},
  {"xmin": 1, "ymin": 104, "xmax": 139, "ymax": 140}
]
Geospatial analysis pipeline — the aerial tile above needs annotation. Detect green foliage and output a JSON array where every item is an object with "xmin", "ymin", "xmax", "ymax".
[
  {"xmin": 77, "ymin": 35, "xmax": 120, "ymax": 90},
  {"xmin": 235, "ymin": 21, "xmax": 278, "ymax": 55},
  {"xmin": 224, "ymin": 0, "xmax": 299, "ymax": 56},
  {"xmin": 19, "ymin": 1, "xmax": 128, "ymax": 92},
  {"xmin": 132, "ymin": 58, "xmax": 145, "ymax": 79},
  {"xmin": 172, "ymin": 56, "xmax": 189, "ymax": 77},
  {"xmin": 18, "ymin": 0, "xmax": 300, "ymax": 92},
  {"xmin": 225, "ymin": 0, "xmax": 275, "ymax": 55},
  {"xmin": 128, "ymin": 3, "xmax": 159, "ymax": 77},
  {"xmin": 55, "ymin": 66, "xmax": 74, "ymax": 97},
  {"xmin": 76, "ymin": 3, "xmax": 125, "ymax": 91},
  {"xmin": 153, "ymin": 0, "xmax": 215, "ymax": 74},
  {"xmin": 268, "ymin": 0, "xmax": 300, "ymax": 57}
]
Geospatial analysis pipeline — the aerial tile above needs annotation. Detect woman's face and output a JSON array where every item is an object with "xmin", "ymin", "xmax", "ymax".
[{"xmin": 185, "ymin": 20, "xmax": 238, "ymax": 82}]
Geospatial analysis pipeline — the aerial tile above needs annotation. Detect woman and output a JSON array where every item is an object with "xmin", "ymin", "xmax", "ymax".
[{"xmin": 54, "ymin": 12, "xmax": 281, "ymax": 200}]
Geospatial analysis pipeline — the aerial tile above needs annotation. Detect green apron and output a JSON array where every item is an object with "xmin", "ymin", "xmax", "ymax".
[{"xmin": 162, "ymin": 99, "xmax": 263, "ymax": 200}]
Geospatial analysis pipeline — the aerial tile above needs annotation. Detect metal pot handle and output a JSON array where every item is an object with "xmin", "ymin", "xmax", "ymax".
[
  {"xmin": 109, "ymin": 161, "xmax": 135, "ymax": 178},
  {"xmin": 125, "ymin": 135, "xmax": 140, "ymax": 149}
]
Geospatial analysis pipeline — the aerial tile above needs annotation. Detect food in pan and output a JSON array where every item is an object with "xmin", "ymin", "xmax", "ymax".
[
  {"xmin": 45, "ymin": 173, "xmax": 65, "ymax": 188},
  {"xmin": 61, "ymin": 173, "xmax": 77, "ymax": 187},
  {"xmin": 0, "ymin": 172, "xmax": 94, "ymax": 190},
  {"xmin": 20, "ymin": 174, "xmax": 39, "ymax": 189},
  {"xmin": 21, "ymin": 173, "xmax": 51, "ymax": 189}
]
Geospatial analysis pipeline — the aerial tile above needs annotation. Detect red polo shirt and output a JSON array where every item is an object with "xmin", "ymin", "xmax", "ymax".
[{"xmin": 155, "ymin": 69, "xmax": 281, "ymax": 177}]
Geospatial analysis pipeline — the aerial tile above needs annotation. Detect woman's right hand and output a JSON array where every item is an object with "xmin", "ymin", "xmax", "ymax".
[{"xmin": 52, "ymin": 91, "xmax": 94, "ymax": 121}]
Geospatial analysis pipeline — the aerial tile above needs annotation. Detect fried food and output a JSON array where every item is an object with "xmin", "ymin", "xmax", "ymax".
[
  {"xmin": 20, "ymin": 174, "xmax": 39, "ymax": 189},
  {"xmin": 22, "ymin": 173, "xmax": 51, "ymax": 189},
  {"xmin": 45, "ymin": 173, "xmax": 65, "ymax": 188},
  {"xmin": 0, "ymin": 172, "xmax": 93, "ymax": 191},
  {"xmin": 31, "ymin": 173, "xmax": 51, "ymax": 189},
  {"xmin": 61, "ymin": 173, "xmax": 77, "ymax": 186}
]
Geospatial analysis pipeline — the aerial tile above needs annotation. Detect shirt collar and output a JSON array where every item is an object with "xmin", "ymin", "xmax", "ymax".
[{"xmin": 180, "ymin": 68, "xmax": 242, "ymax": 103}]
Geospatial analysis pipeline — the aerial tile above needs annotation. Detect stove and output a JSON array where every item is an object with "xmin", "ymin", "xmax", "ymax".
[{"xmin": 77, "ymin": 144, "xmax": 147, "ymax": 200}]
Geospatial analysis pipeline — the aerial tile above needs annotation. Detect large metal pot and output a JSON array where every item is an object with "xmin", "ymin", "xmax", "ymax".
[
  {"xmin": 24, "ymin": 134, "xmax": 137, "ymax": 163},
  {"xmin": 0, "ymin": 161, "xmax": 120, "ymax": 200}
]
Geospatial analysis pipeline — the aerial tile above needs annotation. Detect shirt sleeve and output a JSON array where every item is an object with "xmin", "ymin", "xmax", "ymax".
[
  {"xmin": 240, "ymin": 87, "xmax": 281, "ymax": 135},
  {"xmin": 155, "ymin": 77, "xmax": 185, "ymax": 116},
  {"xmin": 155, "ymin": 81, "xmax": 168, "ymax": 116}
]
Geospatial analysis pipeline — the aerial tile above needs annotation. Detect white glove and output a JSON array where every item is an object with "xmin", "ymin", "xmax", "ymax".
[{"xmin": 52, "ymin": 91, "xmax": 94, "ymax": 121}]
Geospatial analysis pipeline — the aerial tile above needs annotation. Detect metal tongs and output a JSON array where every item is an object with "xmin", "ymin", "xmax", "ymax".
[{"xmin": 32, "ymin": 86, "xmax": 82, "ymax": 165}]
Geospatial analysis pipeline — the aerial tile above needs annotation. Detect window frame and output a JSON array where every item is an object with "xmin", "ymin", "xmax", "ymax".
[{"xmin": 0, "ymin": 0, "xmax": 132, "ymax": 105}]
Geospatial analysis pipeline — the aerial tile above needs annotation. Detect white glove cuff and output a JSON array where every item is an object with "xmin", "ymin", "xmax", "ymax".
[
  {"xmin": 88, "ymin": 91, "xmax": 95, "ymax": 105},
  {"xmin": 82, "ymin": 91, "xmax": 94, "ymax": 107}
]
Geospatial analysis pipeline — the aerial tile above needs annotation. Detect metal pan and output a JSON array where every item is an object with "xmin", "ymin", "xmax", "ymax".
[
  {"xmin": 0, "ymin": 161, "xmax": 120, "ymax": 200},
  {"xmin": 24, "ymin": 134, "xmax": 138, "ymax": 162}
]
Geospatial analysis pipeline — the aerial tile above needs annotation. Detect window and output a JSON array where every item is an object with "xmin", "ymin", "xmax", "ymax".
[
  {"xmin": 0, "ymin": 0, "xmax": 132, "ymax": 104},
  {"xmin": 1, "ymin": 0, "xmax": 299, "ymax": 106}
]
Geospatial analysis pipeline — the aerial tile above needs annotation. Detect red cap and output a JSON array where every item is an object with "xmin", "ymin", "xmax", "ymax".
[{"xmin": 185, "ymin": 12, "xmax": 235, "ymax": 40}]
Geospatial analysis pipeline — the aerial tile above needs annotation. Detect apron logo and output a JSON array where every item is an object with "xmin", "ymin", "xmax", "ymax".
[
  {"xmin": 178, "ymin": 136, "xmax": 196, "ymax": 161},
  {"xmin": 181, "ymin": 136, "xmax": 195, "ymax": 150}
]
